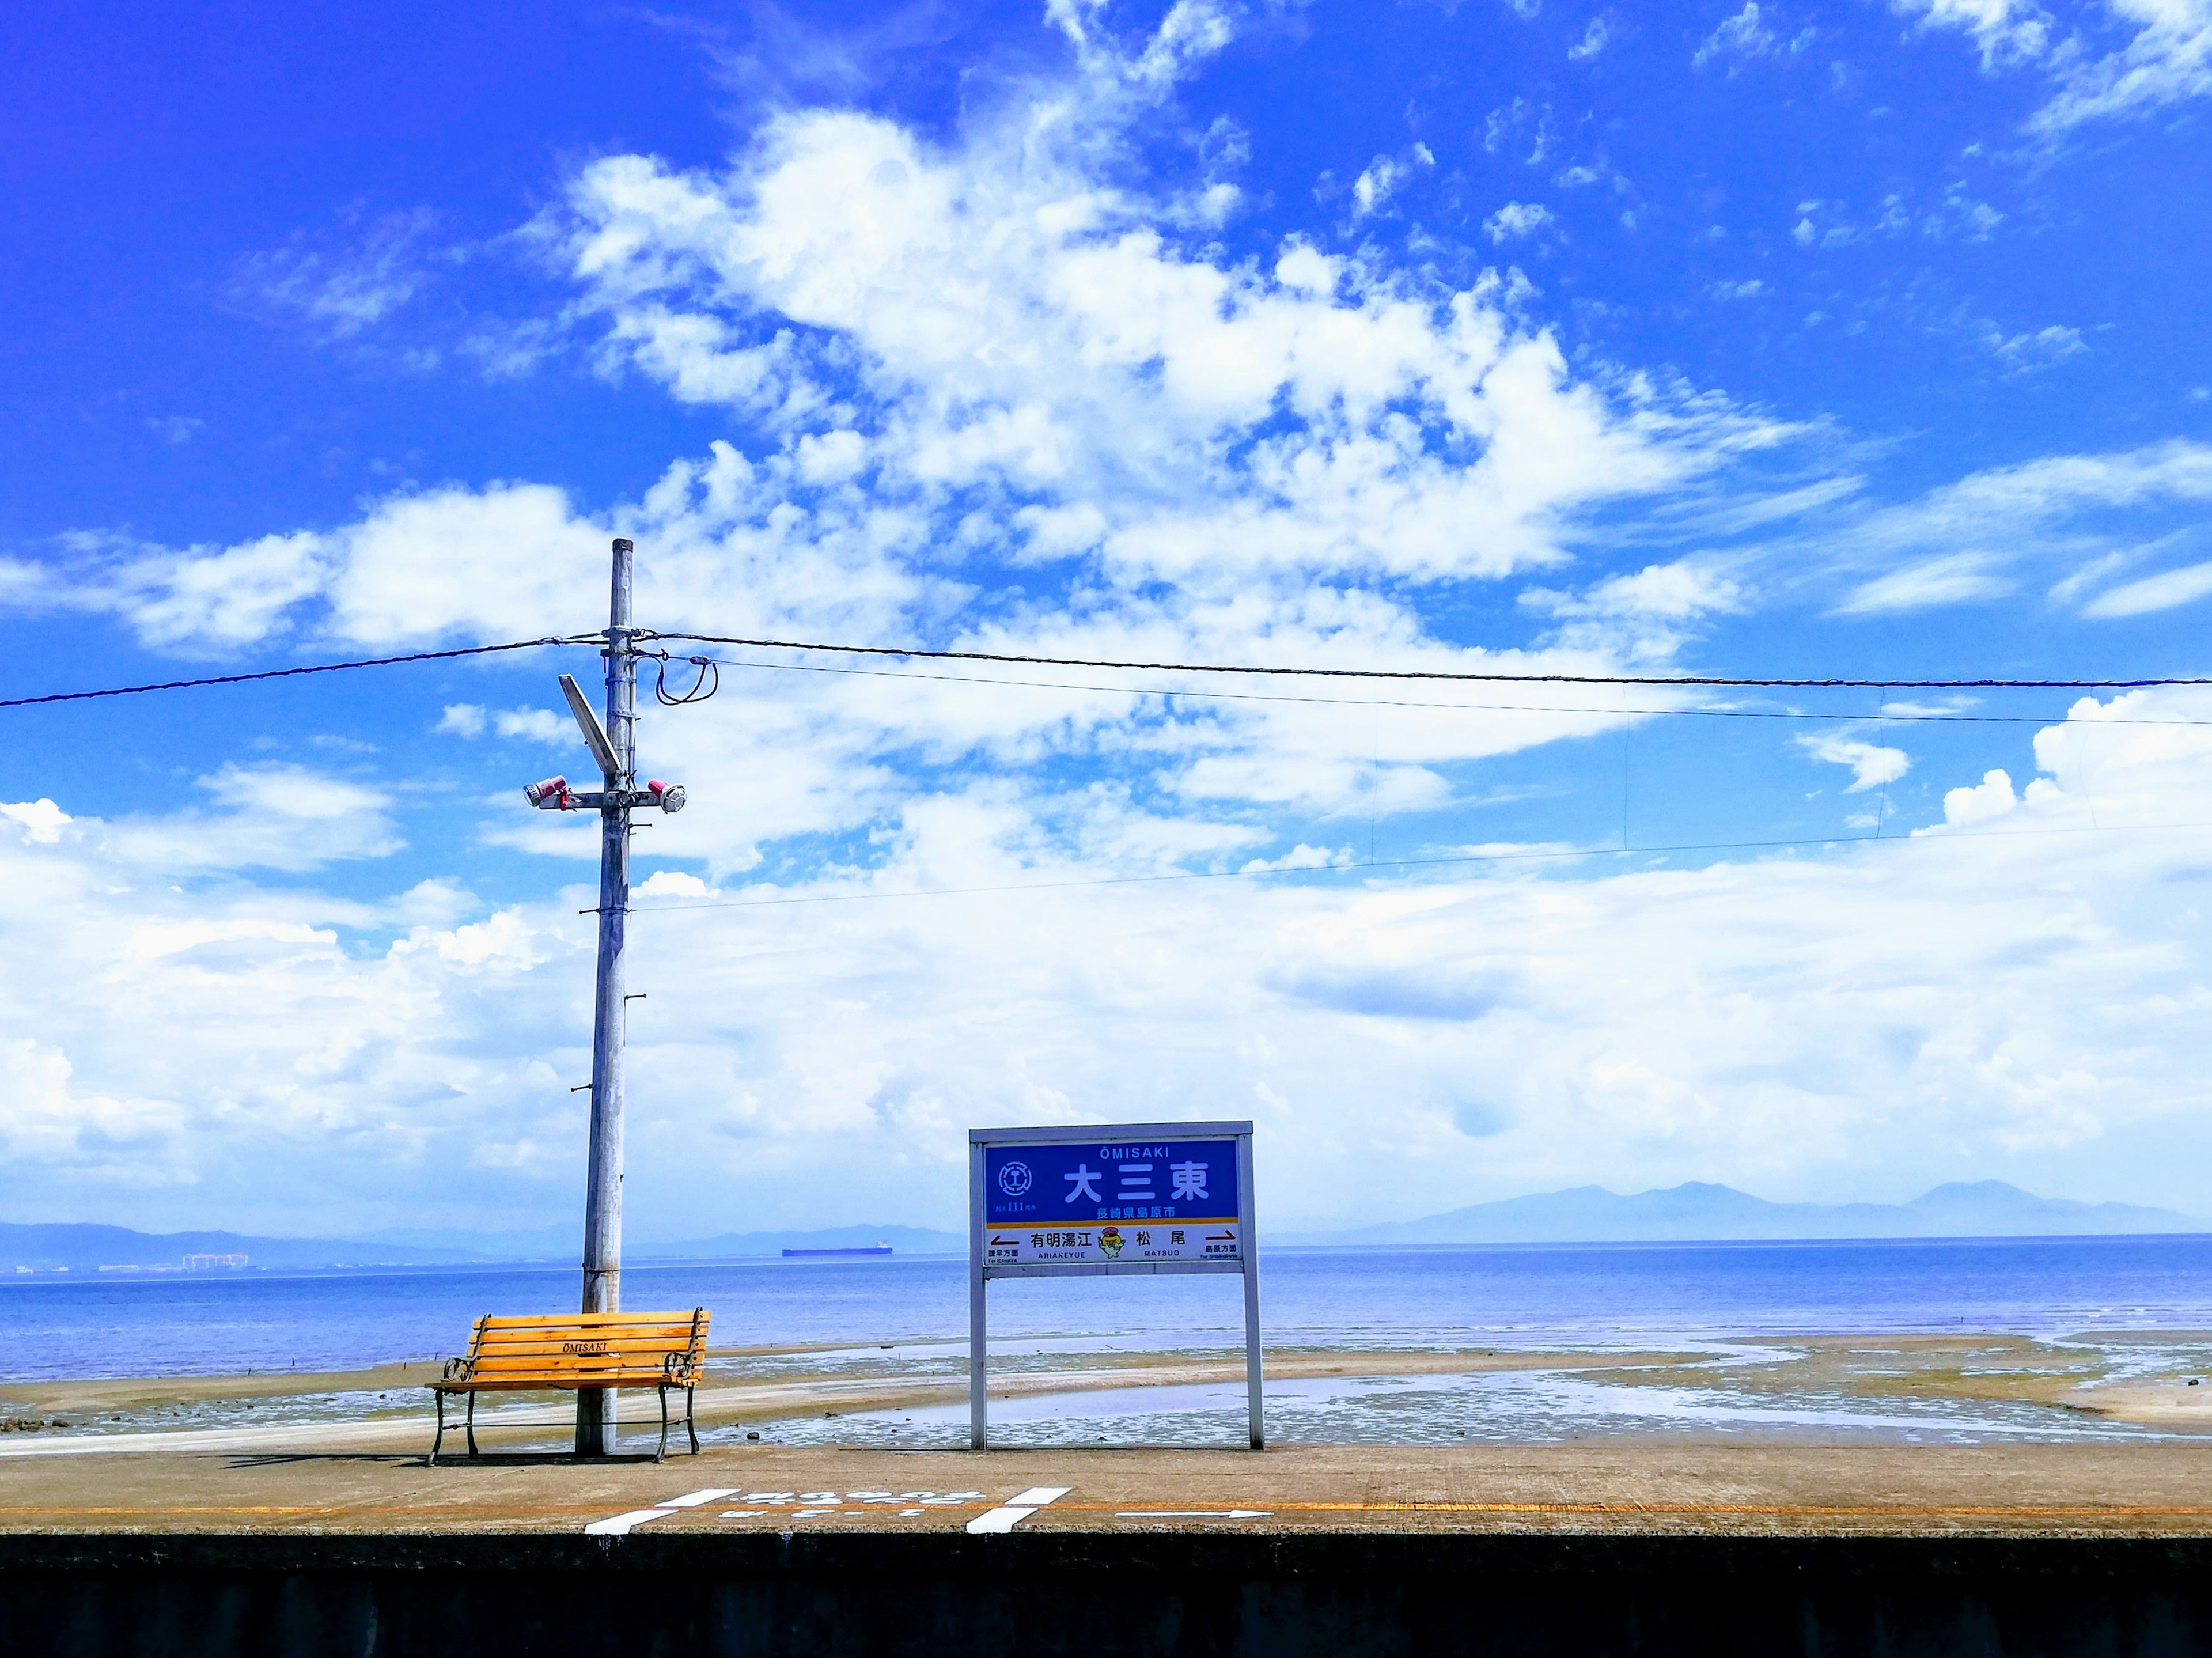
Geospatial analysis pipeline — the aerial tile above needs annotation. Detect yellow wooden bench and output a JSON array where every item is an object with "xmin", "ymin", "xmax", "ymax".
[{"xmin": 428, "ymin": 1308, "xmax": 711, "ymax": 1464}]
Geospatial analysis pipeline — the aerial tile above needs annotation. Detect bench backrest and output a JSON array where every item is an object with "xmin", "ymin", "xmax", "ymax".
[{"xmin": 460, "ymin": 1308, "xmax": 711, "ymax": 1386}]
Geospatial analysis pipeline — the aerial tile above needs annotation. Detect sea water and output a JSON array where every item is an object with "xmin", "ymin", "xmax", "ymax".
[{"xmin": 9, "ymin": 1237, "xmax": 2212, "ymax": 1445}]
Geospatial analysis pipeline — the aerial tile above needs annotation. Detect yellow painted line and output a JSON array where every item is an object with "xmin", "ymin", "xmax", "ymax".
[{"xmin": 1084, "ymin": 1502, "xmax": 2212, "ymax": 1519}]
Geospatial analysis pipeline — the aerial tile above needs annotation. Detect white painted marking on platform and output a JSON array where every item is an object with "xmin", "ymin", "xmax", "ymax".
[
  {"xmin": 585, "ymin": 1509, "xmax": 673, "ymax": 1536},
  {"xmin": 719, "ymin": 1511, "xmax": 766, "ymax": 1519},
  {"xmin": 656, "ymin": 1487, "xmax": 741, "ymax": 1508},
  {"xmin": 1116, "ymin": 1509, "xmax": 1270, "ymax": 1519},
  {"xmin": 966, "ymin": 1485, "xmax": 1071, "ymax": 1533}
]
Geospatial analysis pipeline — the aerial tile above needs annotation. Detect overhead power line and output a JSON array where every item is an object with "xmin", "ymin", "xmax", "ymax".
[
  {"xmin": 0, "ymin": 635, "xmax": 596, "ymax": 711},
  {"xmin": 7, "ymin": 627, "xmax": 2206, "ymax": 713},
  {"xmin": 684, "ymin": 650, "xmax": 2212, "ymax": 728},
  {"xmin": 642, "ymin": 632, "xmax": 2212, "ymax": 692}
]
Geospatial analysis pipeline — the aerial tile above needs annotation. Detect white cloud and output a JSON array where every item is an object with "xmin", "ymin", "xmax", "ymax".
[
  {"xmin": 1986, "ymin": 323, "xmax": 2088, "ymax": 372},
  {"xmin": 100, "ymin": 764, "xmax": 403, "ymax": 874},
  {"xmin": 1483, "ymin": 200, "xmax": 1555, "ymax": 241},
  {"xmin": 493, "ymin": 708, "xmax": 571, "ymax": 743},
  {"xmin": 236, "ymin": 206, "xmax": 446, "ymax": 339},
  {"xmin": 2, "ymin": 799, "xmax": 71, "ymax": 845},
  {"xmin": 1349, "ymin": 145, "xmax": 1434, "ymax": 217},
  {"xmin": 1696, "ymin": 3, "xmax": 1778, "ymax": 66},
  {"xmin": 2034, "ymin": 0, "xmax": 2212, "ymax": 130},
  {"xmin": 1798, "ymin": 733, "xmax": 1912, "ymax": 792},
  {"xmin": 1835, "ymin": 553, "xmax": 2015, "ymax": 614},
  {"xmin": 1694, "ymin": 3, "xmax": 1812, "ymax": 68},
  {"xmin": 1901, "ymin": 0, "xmax": 2212, "ymax": 131},
  {"xmin": 1893, "ymin": 0, "xmax": 2055, "ymax": 67},
  {"xmin": 1710, "ymin": 279, "xmax": 1767, "ymax": 300},
  {"xmin": 1819, "ymin": 440, "xmax": 2212, "ymax": 614},
  {"xmin": 2081, "ymin": 558, "xmax": 2212, "ymax": 616},
  {"xmin": 1568, "ymin": 16, "xmax": 1611, "ymax": 58},
  {"xmin": 146, "ymin": 415, "xmax": 203, "ymax": 446},
  {"xmin": 1943, "ymin": 767, "xmax": 2019, "ymax": 824}
]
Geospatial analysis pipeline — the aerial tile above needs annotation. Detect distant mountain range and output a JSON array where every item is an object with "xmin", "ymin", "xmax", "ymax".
[
  {"xmin": 8, "ymin": 1182, "xmax": 2202, "ymax": 1272},
  {"xmin": 1278, "ymin": 1181, "xmax": 2208, "ymax": 1246}
]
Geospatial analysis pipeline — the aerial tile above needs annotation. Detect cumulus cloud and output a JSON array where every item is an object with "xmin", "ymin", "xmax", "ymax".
[{"xmin": 9, "ymin": 690, "xmax": 2212, "ymax": 1230}]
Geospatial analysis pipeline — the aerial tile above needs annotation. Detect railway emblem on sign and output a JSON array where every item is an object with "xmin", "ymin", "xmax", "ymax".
[{"xmin": 997, "ymin": 1159, "xmax": 1032, "ymax": 1196}]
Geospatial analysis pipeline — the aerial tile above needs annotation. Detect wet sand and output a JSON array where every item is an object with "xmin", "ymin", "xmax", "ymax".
[
  {"xmin": 10, "ymin": 1328, "xmax": 2212, "ymax": 1445},
  {"xmin": 0, "ymin": 1346, "xmax": 1689, "ymax": 1455}
]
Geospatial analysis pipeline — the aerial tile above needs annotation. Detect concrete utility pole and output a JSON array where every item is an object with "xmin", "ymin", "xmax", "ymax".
[
  {"xmin": 577, "ymin": 536, "xmax": 635, "ymax": 1455},
  {"xmin": 519, "ymin": 537, "xmax": 687, "ymax": 1456}
]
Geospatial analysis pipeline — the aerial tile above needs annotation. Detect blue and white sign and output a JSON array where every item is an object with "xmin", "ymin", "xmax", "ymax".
[
  {"xmin": 982, "ymin": 1137, "xmax": 1243, "ymax": 1266},
  {"xmin": 967, "ymin": 1119, "xmax": 1262, "ymax": 1449}
]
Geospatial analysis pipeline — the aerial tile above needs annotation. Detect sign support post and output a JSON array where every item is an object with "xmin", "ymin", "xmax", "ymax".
[
  {"xmin": 1237, "ymin": 1130, "xmax": 1262, "ymax": 1451},
  {"xmin": 968, "ymin": 1135, "xmax": 988, "ymax": 1451},
  {"xmin": 968, "ymin": 1119, "xmax": 1262, "ymax": 1451}
]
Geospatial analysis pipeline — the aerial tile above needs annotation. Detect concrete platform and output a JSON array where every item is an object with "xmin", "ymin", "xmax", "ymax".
[{"xmin": 10, "ymin": 1439, "xmax": 2212, "ymax": 1537}]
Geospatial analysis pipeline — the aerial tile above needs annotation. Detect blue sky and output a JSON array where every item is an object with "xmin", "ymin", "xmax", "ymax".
[{"xmin": 5, "ymin": 0, "xmax": 2212, "ymax": 1240}]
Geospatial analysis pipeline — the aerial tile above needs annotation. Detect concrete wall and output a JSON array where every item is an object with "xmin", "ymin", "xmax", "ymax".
[{"xmin": 3, "ymin": 1533, "xmax": 2210, "ymax": 1656}]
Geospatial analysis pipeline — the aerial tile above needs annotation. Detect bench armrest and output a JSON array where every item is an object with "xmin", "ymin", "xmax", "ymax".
[{"xmin": 440, "ymin": 1356, "xmax": 475, "ymax": 1384}]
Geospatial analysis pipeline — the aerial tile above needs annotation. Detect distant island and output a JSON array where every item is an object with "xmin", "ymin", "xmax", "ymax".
[
  {"xmin": 1278, "ymin": 1181, "xmax": 2209, "ymax": 1247},
  {"xmin": 6, "ymin": 1182, "xmax": 2203, "ymax": 1273}
]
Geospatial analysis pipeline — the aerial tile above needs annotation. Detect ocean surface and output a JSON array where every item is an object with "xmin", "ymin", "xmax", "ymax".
[{"xmin": 11, "ymin": 1236, "xmax": 2212, "ymax": 1447}]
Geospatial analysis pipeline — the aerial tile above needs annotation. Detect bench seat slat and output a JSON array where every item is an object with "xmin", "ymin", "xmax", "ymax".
[
  {"xmin": 471, "ymin": 1330, "xmax": 703, "ymax": 1342},
  {"xmin": 473, "ymin": 1319, "xmax": 704, "ymax": 1334},
  {"xmin": 439, "ymin": 1368, "xmax": 699, "ymax": 1383},
  {"xmin": 465, "ymin": 1334, "xmax": 706, "ymax": 1352},
  {"xmin": 468, "ymin": 1312, "xmax": 707, "ymax": 1328}
]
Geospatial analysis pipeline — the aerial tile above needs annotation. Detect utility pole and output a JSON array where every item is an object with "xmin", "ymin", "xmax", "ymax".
[
  {"xmin": 519, "ymin": 537, "xmax": 687, "ymax": 1456},
  {"xmin": 577, "ymin": 535, "xmax": 635, "ymax": 1455}
]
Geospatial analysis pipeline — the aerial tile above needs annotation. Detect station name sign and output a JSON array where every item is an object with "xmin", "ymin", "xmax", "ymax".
[
  {"xmin": 982, "ymin": 1137, "xmax": 1243, "ymax": 1268},
  {"xmin": 967, "ymin": 1118, "xmax": 1263, "ymax": 1448}
]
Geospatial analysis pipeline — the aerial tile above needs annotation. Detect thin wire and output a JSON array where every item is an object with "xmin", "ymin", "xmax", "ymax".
[
  {"xmin": 0, "ymin": 635, "xmax": 599, "ymax": 711},
  {"xmin": 683, "ymin": 652, "xmax": 2212, "ymax": 728},
  {"xmin": 615, "ymin": 818, "xmax": 2210, "ymax": 915},
  {"xmin": 654, "ymin": 654, "xmax": 719, "ymax": 707},
  {"xmin": 642, "ymin": 631, "xmax": 2210, "ymax": 691}
]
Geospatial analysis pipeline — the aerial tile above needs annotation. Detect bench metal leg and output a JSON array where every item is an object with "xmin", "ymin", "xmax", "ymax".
[
  {"xmin": 429, "ymin": 1390, "xmax": 446, "ymax": 1466},
  {"xmin": 686, "ymin": 1384, "xmax": 700, "ymax": 1455},
  {"xmin": 465, "ymin": 1390, "xmax": 480, "ymax": 1458},
  {"xmin": 656, "ymin": 1386, "xmax": 671, "ymax": 1464}
]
